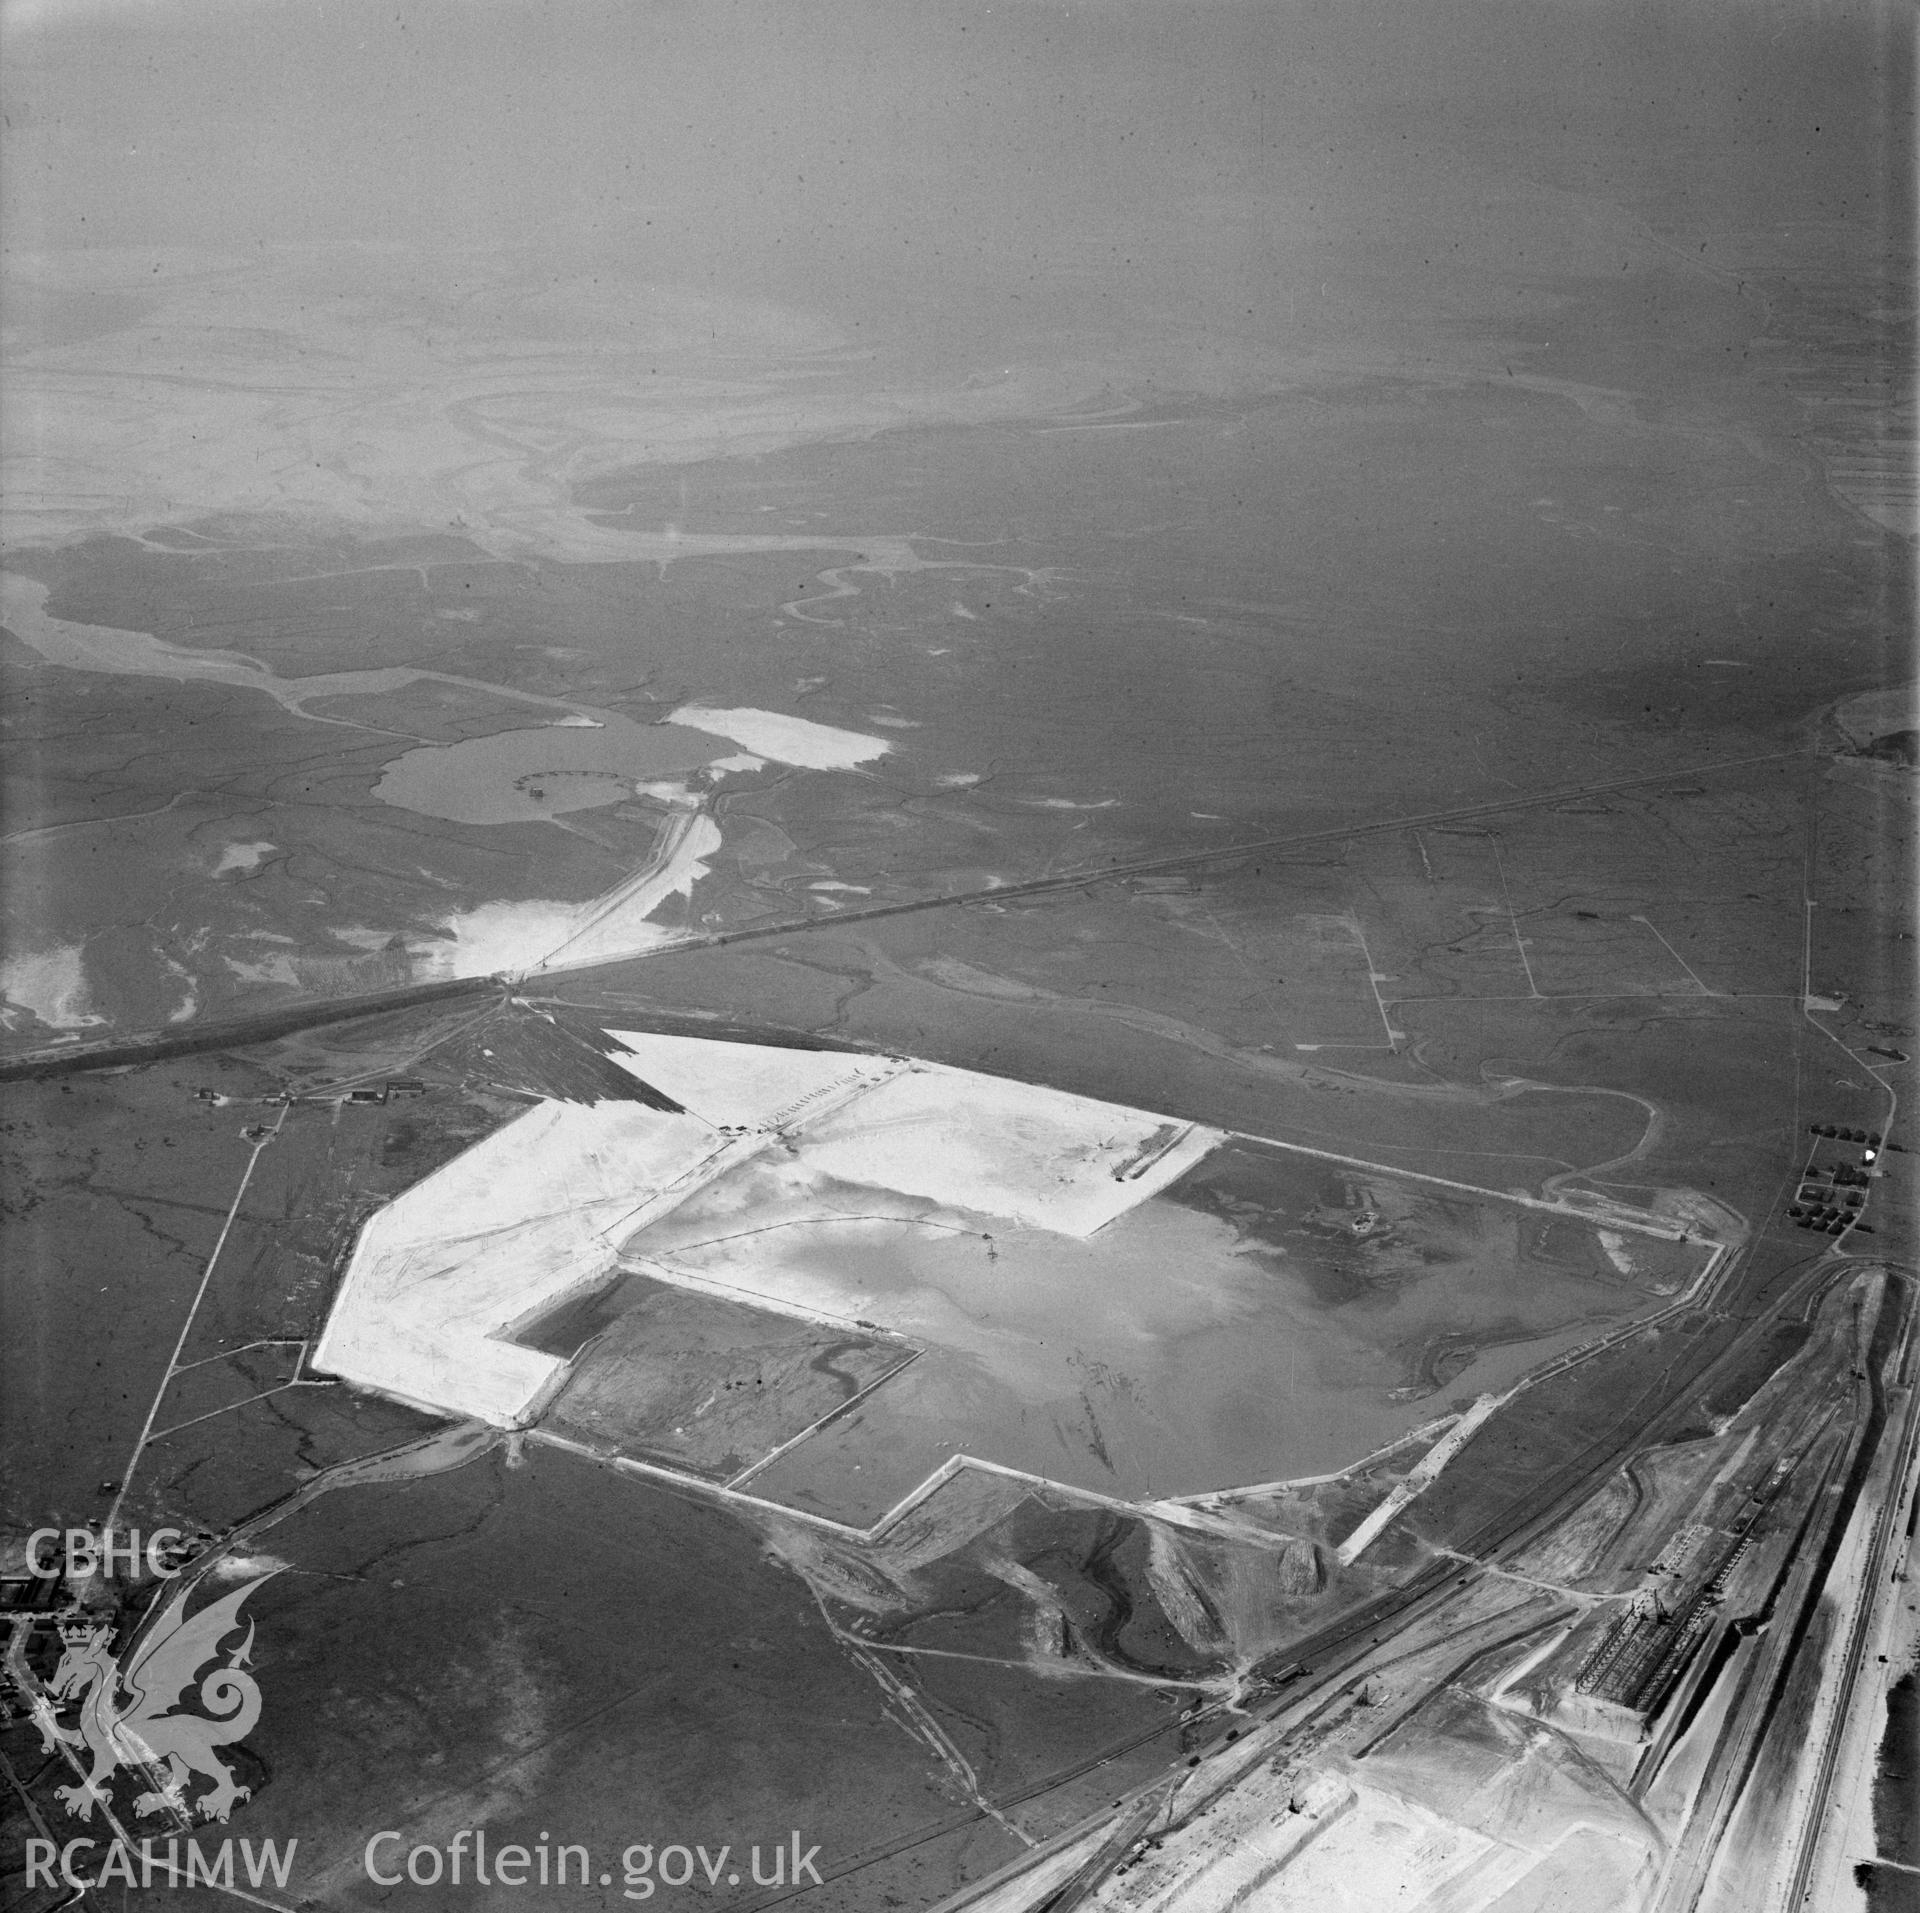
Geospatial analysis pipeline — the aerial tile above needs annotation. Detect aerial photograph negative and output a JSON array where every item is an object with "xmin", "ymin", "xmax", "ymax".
[{"xmin": 0, "ymin": 2, "xmax": 1914, "ymax": 1910}]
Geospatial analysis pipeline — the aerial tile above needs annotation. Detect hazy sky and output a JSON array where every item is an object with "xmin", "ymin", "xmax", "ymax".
[
  {"xmin": 4, "ymin": 0, "xmax": 1908, "ymax": 379},
  {"xmin": 0, "ymin": 0, "xmax": 1909, "ymax": 555}
]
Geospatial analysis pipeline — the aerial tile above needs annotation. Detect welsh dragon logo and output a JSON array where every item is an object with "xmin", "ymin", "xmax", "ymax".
[{"xmin": 30, "ymin": 1571, "xmax": 277, "ymax": 1825}]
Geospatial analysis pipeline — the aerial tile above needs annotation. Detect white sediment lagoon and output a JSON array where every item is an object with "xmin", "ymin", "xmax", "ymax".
[
  {"xmin": 666, "ymin": 705, "xmax": 891, "ymax": 770},
  {"xmin": 0, "ymin": 943, "xmax": 104, "ymax": 1029},
  {"xmin": 310, "ymin": 1099, "xmax": 742, "ymax": 1424},
  {"xmin": 313, "ymin": 1033, "xmax": 1221, "ymax": 1427},
  {"xmin": 411, "ymin": 810, "xmax": 726, "ymax": 979},
  {"xmin": 0, "ymin": 565, "xmax": 897, "ymax": 982}
]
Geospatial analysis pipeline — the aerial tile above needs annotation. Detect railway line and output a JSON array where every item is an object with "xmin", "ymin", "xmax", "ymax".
[
  {"xmin": 911, "ymin": 1249, "xmax": 1904, "ymax": 1913},
  {"xmin": 1, "ymin": 745, "xmax": 1799, "ymax": 1084},
  {"xmin": 1777, "ymin": 1283, "xmax": 1920, "ymax": 1911}
]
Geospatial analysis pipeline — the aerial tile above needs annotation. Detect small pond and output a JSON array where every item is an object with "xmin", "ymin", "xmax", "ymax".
[{"xmin": 373, "ymin": 717, "xmax": 733, "ymax": 823}]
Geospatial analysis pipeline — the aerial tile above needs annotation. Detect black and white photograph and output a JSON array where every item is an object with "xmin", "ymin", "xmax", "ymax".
[{"xmin": 1, "ymin": 2, "xmax": 1914, "ymax": 1908}]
